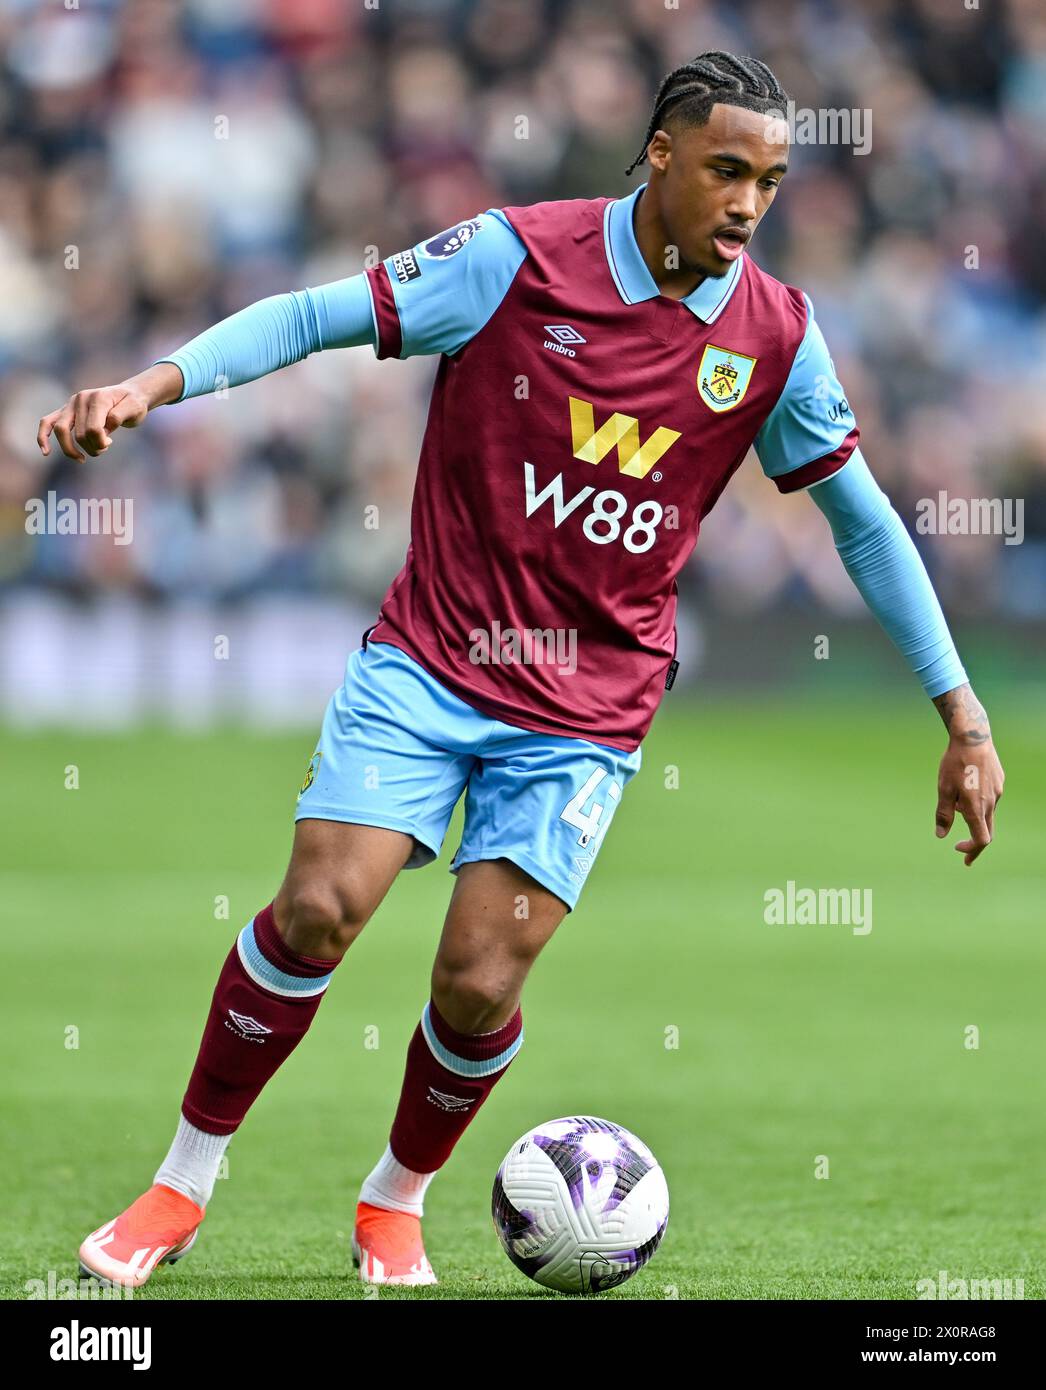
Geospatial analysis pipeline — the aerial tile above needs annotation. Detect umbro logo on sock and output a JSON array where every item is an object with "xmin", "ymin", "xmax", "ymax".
[
  {"xmin": 427, "ymin": 1087, "xmax": 474, "ymax": 1113},
  {"xmin": 225, "ymin": 1009, "xmax": 272, "ymax": 1042}
]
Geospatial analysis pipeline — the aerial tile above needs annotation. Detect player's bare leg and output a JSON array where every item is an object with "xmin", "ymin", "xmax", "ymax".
[
  {"xmin": 79, "ymin": 820, "xmax": 411, "ymax": 1288},
  {"xmin": 354, "ymin": 859, "xmax": 567, "ymax": 1285},
  {"xmin": 272, "ymin": 819, "xmax": 415, "ymax": 956}
]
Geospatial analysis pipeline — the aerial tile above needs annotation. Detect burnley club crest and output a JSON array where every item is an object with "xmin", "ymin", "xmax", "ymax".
[{"xmin": 697, "ymin": 345, "xmax": 757, "ymax": 413}]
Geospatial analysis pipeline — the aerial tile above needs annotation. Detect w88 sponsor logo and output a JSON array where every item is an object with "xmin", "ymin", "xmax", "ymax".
[{"xmin": 523, "ymin": 462, "xmax": 665, "ymax": 554}]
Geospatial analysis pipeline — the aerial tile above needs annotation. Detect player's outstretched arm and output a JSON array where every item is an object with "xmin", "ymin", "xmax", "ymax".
[
  {"xmin": 37, "ymin": 213, "xmax": 526, "ymax": 462},
  {"xmin": 37, "ymin": 362, "xmax": 184, "ymax": 462},
  {"xmin": 36, "ymin": 274, "xmax": 378, "ymax": 461},
  {"xmin": 808, "ymin": 452, "xmax": 1005, "ymax": 866}
]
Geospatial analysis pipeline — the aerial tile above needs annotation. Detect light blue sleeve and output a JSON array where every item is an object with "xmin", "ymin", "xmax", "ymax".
[
  {"xmin": 156, "ymin": 212, "xmax": 527, "ymax": 396},
  {"xmin": 381, "ymin": 210, "xmax": 527, "ymax": 357},
  {"xmin": 755, "ymin": 294, "xmax": 856, "ymax": 481},
  {"xmin": 154, "ymin": 274, "xmax": 376, "ymax": 401},
  {"xmin": 810, "ymin": 449, "xmax": 968, "ymax": 697}
]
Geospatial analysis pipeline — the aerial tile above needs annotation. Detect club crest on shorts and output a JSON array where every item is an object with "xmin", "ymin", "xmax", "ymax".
[
  {"xmin": 298, "ymin": 751, "xmax": 322, "ymax": 800},
  {"xmin": 697, "ymin": 344, "xmax": 757, "ymax": 412}
]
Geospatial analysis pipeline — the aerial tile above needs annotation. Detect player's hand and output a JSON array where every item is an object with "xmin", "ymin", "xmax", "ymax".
[
  {"xmin": 36, "ymin": 364, "xmax": 183, "ymax": 461},
  {"xmin": 932, "ymin": 684, "xmax": 1004, "ymax": 866},
  {"xmin": 37, "ymin": 383, "xmax": 152, "ymax": 462}
]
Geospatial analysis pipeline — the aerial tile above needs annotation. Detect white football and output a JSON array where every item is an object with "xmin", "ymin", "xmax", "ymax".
[{"xmin": 492, "ymin": 1116, "xmax": 669, "ymax": 1293}]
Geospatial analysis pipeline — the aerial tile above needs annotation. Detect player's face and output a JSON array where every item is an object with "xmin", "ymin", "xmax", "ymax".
[{"xmin": 649, "ymin": 102, "xmax": 790, "ymax": 278}]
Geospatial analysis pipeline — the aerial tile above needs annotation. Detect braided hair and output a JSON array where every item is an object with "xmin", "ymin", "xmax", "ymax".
[{"xmin": 626, "ymin": 51, "xmax": 789, "ymax": 176}]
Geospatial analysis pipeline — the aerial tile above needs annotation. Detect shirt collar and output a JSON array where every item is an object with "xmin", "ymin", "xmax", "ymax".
[{"xmin": 603, "ymin": 183, "xmax": 744, "ymax": 325}]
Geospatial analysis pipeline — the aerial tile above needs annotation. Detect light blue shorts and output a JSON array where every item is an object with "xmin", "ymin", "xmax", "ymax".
[{"xmin": 294, "ymin": 640, "xmax": 641, "ymax": 910}]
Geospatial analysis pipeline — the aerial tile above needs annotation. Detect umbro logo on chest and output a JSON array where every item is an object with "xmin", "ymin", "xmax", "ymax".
[{"xmin": 542, "ymin": 324, "xmax": 586, "ymax": 357}]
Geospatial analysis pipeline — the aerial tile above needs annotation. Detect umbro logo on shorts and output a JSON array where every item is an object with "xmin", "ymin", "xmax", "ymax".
[{"xmin": 426, "ymin": 1087, "xmax": 474, "ymax": 1112}]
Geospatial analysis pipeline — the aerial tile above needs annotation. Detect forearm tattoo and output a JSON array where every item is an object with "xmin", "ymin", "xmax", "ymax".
[{"xmin": 932, "ymin": 683, "xmax": 991, "ymax": 744}]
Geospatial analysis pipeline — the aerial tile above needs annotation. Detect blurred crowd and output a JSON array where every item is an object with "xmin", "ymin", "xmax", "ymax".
[{"xmin": 2, "ymin": 0, "xmax": 1046, "ymax": 619}]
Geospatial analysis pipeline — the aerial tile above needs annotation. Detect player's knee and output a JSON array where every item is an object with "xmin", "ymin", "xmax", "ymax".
[
  {"xmin": 431, "ymin": 962, "xmax": 516, "ymax": 1033},
  {"xmin": 275, "ymin": 879, "xmax": 372, "ymax": 958}
]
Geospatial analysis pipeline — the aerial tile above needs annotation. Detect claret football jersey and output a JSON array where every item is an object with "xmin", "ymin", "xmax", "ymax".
[{"xmin": 363, "ymin": 185, "xmax": 858, "ymax": 750}]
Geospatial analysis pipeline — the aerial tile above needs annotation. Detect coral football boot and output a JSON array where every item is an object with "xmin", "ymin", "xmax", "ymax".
[
  {"xmin": 351, "ymin": 1201, "xmax": 437, "ymax": 1286},
  {"xmin": 79, "ymin": 1183, "xmax": 204, "ymax": 1288}
]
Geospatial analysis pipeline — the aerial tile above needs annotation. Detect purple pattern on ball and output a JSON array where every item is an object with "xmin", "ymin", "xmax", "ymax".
[
  {"xmin": 587, "ymin": 1214, "xmax": 670, "ymax": 1291},
  {"xmin": 491, "ymin": 1166, "xmax": 557, "ymax": 1277},
  {"xmin": 533, "ymin": 1118, "xmax": 653, "ymax": 1214}
]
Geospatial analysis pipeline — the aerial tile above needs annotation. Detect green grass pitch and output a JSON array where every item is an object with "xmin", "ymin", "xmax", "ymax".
[{"xmin": 1, "ymin": 691, "xmax": 1043, "ymax": 1300}]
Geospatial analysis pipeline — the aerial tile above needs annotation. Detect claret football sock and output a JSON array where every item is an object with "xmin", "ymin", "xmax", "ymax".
[
  {"xmin": 180, "ymin": 902, "xmax": 340, "ymax": 1136},
  {"xmin": 384, "ymin": 998, "xmax": 523, "ymax": 1179}
]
